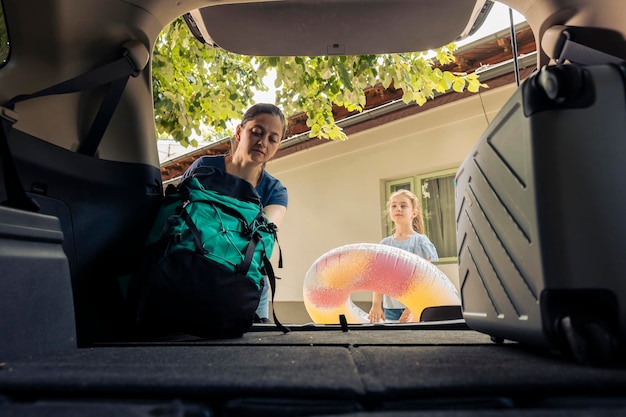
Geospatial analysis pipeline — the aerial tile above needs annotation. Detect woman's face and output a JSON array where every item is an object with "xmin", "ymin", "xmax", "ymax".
[{"xmin": 235, "ymin": 113, "xmax": 284, "ymax": 165}]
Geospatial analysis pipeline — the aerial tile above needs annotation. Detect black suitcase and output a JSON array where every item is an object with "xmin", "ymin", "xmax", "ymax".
[
  {"xmin": 455, "ymin": 62, "xmax": 626, "ymax": 364},
  {"xmin": 0, "ymin": 205, "xmax": 76, "ymax": 360}
]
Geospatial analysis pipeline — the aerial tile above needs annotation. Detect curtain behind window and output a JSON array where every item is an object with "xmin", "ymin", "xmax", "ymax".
[{"xmin": 422, "ymin": 174, "xmax": 456, "ymax": 259}]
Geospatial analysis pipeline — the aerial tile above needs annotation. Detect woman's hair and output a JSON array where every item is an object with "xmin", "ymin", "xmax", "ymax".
[
  {"xmin": 386, "ymin": 189, "xmax": 425, "ymax": 234},
  {"xmin": 230, "ymin": 103, "xmax": 288, "ymax": 154}
]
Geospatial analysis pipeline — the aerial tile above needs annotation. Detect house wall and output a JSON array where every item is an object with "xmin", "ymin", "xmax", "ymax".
[{"xmin": 265, "ymin": 82, "xmax": 518, "ymax": 323}]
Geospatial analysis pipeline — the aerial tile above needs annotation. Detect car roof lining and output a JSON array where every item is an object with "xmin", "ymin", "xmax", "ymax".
[
  {"xmin": 187, "ymin": 0, "xmax": 491, "ymax": 56},
  {"xmin": 180, "ymin": 0, "xmax": 626, "ymax": 68}
]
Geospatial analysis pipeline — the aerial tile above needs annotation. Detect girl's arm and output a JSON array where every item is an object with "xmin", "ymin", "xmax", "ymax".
[
  {"xmin": 398, "ymin": 308, "xmax": 414, "ymax": 323},
  {"xmin": 416, "ymin": 235, "xmax": 439, "ymax": 262},
  {"xmin": 369, "ymin": 292, "xmax": 384, "ymax": 323}
]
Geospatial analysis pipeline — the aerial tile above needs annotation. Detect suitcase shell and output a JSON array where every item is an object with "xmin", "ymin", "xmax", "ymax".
[
  {"xmin": 455, "ymin": 63, "xmax": 626, "ymax": 363},
  {"xmin": 0, "ymin": 205, "xmax": 76, "ymax": 360}
]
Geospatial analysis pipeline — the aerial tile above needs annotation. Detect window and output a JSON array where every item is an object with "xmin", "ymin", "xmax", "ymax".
[{"xmin": 383, "ymin": 168, "xmax": 457, "ymax": 264}]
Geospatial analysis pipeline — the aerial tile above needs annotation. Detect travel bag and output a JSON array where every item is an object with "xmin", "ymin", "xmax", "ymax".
[
  {"xmin": 129, "ymin": 166, "xmax": 288, "ymax": 339},
  {"xmin": 455, "ymin": 62, "xmax": 626, "ymax": 364}
]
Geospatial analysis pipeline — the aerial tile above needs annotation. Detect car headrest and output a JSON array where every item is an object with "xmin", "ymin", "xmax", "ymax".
[{"xmin": 541, "ymin": 25, "xmax": 626, "ymax": 65}]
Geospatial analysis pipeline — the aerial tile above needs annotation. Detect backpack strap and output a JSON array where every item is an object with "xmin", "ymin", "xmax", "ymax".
[
  {"xmin": 178, "ymin": 203, "xmax": 208, "ymax": 255},
  {"xmin": 271, "ymin": 224, "xmax": 283, "ymax": 269},
  {"xmin": 259, "ymin": 218, "xmax": 288, "ymax": 332},
  {"xmin": 262, "ymin": 255, "xmax": 290, "ymax": 334},
  {"xmin": 236, "ymin": 232, "xmax": 260, "ymax": 276}
]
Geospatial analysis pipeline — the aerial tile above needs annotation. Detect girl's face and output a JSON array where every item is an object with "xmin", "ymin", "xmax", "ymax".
[
  {"xmin": 235, "ymin": 113, "xmax": 284, "ymax": 165},
  {"xmin": 389, "ymin": 195, "xmax": 417, "ymax": 224}
]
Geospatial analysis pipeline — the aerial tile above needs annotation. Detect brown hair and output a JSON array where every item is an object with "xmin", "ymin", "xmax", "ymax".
[{"xmin": 385, "ymin": 189, "xmax": 426, "ymax": 234}]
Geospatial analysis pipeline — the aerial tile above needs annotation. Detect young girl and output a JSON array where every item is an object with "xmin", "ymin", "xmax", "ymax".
[{"xmin": 368, "ymin": 189, "xmax": 438, "ymax": 323}]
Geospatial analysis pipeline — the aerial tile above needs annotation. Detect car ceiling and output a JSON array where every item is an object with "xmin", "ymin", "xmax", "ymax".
[
  {"xmin": 185, "ymin": 0, "xmax": 492, "ymax": 56},
  {"xmin": 178, "ymin": 0, "xmax": 625, "ymax": 65}
]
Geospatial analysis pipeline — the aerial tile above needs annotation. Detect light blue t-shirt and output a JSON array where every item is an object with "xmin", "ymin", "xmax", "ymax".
[{"xmin": 379, "ymin": 233, "xmax": 439, "ymax": 309}]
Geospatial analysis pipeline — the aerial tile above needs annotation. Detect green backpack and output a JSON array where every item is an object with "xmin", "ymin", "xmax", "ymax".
[{"xmin": 130, "ymin": 166, "xmax": 287, "ymax": 338}]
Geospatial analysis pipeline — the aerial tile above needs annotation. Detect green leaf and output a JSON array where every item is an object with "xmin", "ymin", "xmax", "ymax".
[
  {"xmin": 152, "ymin": 18, "xmax": 485, "ymax": 144},
  {"xmin": 452, "ymin": 78, "xmax": 465, "ymax": 93},
  {"xmin": 338, "ymin": 65, "xmax": 353, "ymax": 90}
]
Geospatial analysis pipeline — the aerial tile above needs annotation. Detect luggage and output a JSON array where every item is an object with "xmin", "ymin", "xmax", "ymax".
[
  {"xmin": 0, "ymin": 205, "xmax": 75, "ymax": 360},
  {"xmin": 455, "ymin": 62, "xmax": 626, "ymax": 364},
  {"xmin": 130, "ymin": 166, "xmax": 288, "ymax": 339}
]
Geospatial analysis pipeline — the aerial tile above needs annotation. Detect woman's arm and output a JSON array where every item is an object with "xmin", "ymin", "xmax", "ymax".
[{"xmin": 264, "ymin": 204, "xmax": 287, "ymax": 228}]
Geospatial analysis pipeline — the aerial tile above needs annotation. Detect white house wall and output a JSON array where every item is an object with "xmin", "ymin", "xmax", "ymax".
[{"xmin": 266, "ymin": 82, "xmax": 518, "ymax": 314}]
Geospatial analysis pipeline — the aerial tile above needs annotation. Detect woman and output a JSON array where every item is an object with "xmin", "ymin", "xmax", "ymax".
[{"xmin": 182, "ymin": 103, "xmax": 289, "ymax": 322}]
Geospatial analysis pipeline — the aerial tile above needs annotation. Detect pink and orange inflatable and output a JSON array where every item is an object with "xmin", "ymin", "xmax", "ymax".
[{"xmin": 303, "ymin": 243, "xmax": 461, "ymax": 324}]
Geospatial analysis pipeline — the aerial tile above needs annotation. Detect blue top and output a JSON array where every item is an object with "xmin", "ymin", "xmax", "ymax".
[
  {"xmin": 379, "ymin": 233, "xmax": 439, "ymax": 262},
  {"xmin": 181, "ymin": 155, "xmax": 288, "ymax": 208},
  {"xmin": 379, "ymin": 233, "xmax": 439, "ymax": 310}
]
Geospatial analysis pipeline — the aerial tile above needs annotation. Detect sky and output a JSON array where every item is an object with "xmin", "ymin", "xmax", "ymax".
[{"xmin": 459, "ymin": 2, "xmax": 525, "ymax": 46}]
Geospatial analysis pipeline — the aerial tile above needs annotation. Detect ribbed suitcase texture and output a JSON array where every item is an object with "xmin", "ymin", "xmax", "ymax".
[{"xmin": 455, "ymin": 63, "xmax": 626, "ymax": 363}]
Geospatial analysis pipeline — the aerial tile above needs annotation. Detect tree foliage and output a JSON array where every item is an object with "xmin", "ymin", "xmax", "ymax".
[
  {"xmin": 152, "ymin": 19, "xmax": 263, "ymax": 147},
  {"xmin": 153, "ymin": 17, "xmax": 486, "ymax": 145},
  {"xmin": 0, "ymin": 5, "xmax": 9, "ymax": 64}
]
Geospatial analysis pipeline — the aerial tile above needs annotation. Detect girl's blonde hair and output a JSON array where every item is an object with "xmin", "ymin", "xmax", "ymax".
[{"xmin": 386, "ymin": 189, "xmax": 425, "ymax": 234}]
